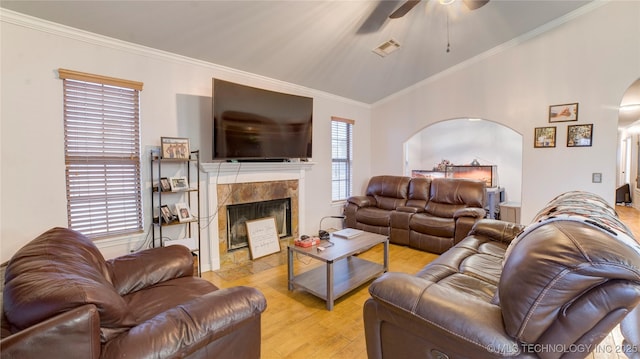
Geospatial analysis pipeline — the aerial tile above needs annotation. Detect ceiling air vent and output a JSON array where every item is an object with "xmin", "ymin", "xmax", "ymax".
[{"xmin": 372, "ymin": 39, "xmax": 400, "ymax": 57}]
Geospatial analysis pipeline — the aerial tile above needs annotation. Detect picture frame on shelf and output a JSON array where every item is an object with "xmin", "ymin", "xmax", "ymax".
[
  {"xmin": 534, "ymin": 126, "xmax": 557, "ymax": 148},
  {"xmin": 548, "ymin": 103, "xmax": 578, "ymax": 123},
  {"xmin": 169, "ymin": 176, "xmax": 189, "ymax": 191},
  {"xmin": 160, "ymin": 205, "xmax": 174, "ymax": 224},
  {"xmin": 159, "ymin": 177, "xmax": 171, "ymax": 192},
  {"xmin": 161, "ymin": 137, "xmax": 190, "ymax": 160},
  {"xmin": 174, "ymin": 202, "xmax": 193, "ymax": 223},
  {"xmin": 567, "ymin": 124, "xmax": 593, "ymax": 147}
]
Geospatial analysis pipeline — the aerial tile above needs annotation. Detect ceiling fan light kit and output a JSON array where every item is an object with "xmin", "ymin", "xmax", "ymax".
[{"xmin": 389, "ymin": 0, "xmax": 490, "ymax": 19}]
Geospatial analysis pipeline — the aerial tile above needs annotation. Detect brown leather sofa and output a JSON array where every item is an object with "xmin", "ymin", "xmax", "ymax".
[
  {"xmin": 621, "ymin": 305, "xmax": 640, "ymax": 359},
  {"xmin": 344, "ymin": 176, "xmax": 486, "ymax": 254},
  {"xmin": 364, "ymin": 191, "xmax": 640, "ymax": 359},
  {"xmin": 1, "ymin": 227, "xmax": 267, "ymax": 359}
]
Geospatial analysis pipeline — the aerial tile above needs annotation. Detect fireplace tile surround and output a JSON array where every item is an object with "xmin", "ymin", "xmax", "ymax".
[
  {"xmin": 217, "ymin": 180, "xmax": 298, "ymax": 270},
  {"xmin": 201, "ymin": 161, "xmax": 313, "ymax": 274}
]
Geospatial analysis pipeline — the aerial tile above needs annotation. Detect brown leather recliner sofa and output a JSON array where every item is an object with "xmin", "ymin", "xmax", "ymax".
[
  {"xmin": 1, "ymin": 227, "xmax": 267, "ymax": 359},
  {"xmin": 364, "ymin": 191, "xmax": 640, "ymax": 359},
  {"xmin": 621, "ymin": 305, "xmax": 640, "ymax": 359},
  {"xmin": 344, "ymin": 176, "xmax": 486, "ymax": 254}
]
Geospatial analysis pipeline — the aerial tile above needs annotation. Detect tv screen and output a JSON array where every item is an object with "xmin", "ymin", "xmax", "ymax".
[{"xmin": 213, "ymin": 79, "xmax": 313, "ymax": 161}]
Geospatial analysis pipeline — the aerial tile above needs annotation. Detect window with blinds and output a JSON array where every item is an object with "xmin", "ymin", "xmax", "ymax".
[
  {"xmin": 331, "ymin": 117, "xmax": 353, "ymax": 201},
  {"xmin": 59, "ymin": 69, "xmax": 144, "ymax": 239}
]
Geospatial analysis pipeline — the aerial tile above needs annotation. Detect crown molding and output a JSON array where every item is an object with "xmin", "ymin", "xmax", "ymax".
[{"xmin": 0, "ymin": 8, "xmax": 370, "ymax": 109}]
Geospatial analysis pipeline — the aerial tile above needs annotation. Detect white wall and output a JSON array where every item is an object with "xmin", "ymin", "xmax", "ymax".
[
  {"xmin": 0, "ymin": 11, "xmax": 371, "ymax": 264},
  {"xmin": 371, "ymin": 1, "xmax": 640, "ymax": 223}
]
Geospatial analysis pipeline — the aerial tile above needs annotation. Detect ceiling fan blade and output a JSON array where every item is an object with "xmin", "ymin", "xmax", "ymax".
[
  {"xmin": 357, "ymin": 1, "xmax": 402, "ymax": 34},
  {"xmin": 389, "ymin": 0, "xmax": 421, "ymax": 19},
  {"xmin": 463, "ymin": 0, "xmax": 489, "ymax": 10}
]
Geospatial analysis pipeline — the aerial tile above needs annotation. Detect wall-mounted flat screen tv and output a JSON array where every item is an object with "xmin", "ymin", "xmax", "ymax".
[{"xmin": 213, "ymin": 79, "xmax": 313, "ymax": 161}]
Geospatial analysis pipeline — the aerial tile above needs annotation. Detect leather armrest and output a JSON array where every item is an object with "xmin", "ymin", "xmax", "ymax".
[
  {"xmin": 469, "ymin": 219, "xmax": 525, "ymax": 244},
  {"xmin": 453, "ymin": 207, "xmax": 486, "ymax": 219},
  {"xmin": 396, "ymin": 206, "xmax": 423, "ymax": 213},
  {"xmin": 107, "ymin": 245, "xmax": 194, "ymax": 296},
  {"xmin": 347, "ymin": 195, "xmax": 375, "ymax": 208},
  {"xmin": 368, "ymin": 272, "xmax": 519, "ymax": 356},
  {"xmin": 101, "ymin": 286, "xmax": 267, "ymax": 358},
  {"xmin": 0, "ymin": 304, "xmax": 101, "ymax": 359}
]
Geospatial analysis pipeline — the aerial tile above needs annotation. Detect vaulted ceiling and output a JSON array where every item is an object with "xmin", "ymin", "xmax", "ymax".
[{"xmin": 2, "ymin": 0, "xmax": 593, "ymax": 104}]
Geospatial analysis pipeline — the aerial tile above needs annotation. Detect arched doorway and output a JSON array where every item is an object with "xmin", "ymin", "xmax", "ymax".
[
  {"xmin": 618, "ymin": 78, "xmax": 640, "ymax": 208},
  {"xmin": 404, "ymin": 118, "xmax": 523, "ymax": 205}
]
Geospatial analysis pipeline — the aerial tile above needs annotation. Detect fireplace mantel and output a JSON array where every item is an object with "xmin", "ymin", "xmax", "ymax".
[
  {"xmin": 201, "ymin": 161, "xmax": 314, "ymax": 179},
  {"xmin": 201, "ymin": 161, "xmax": 314, "ymax": 271}
]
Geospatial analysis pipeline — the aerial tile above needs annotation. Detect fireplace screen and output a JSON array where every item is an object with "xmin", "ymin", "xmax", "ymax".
[{"xmin": 226, "ymin": 198, "xmax": 292, "ymax": 251}]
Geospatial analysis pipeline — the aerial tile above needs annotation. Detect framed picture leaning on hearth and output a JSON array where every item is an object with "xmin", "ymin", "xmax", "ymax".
[{"xmin": 567, "ymin": 124, "xmax": 593, "ymax": 147}]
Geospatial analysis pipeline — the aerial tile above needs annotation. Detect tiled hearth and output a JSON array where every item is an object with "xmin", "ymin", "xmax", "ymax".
[{"xmin": 201, "ymin": 161, "xmax": 313, "ymax": 276}]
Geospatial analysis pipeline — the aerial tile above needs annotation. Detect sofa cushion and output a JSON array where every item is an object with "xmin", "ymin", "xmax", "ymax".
[
  {"xmin": 365, "ymin": 176, "xmax": 410, "ymax": 210},
  {"xmin": 414, "ymin": 234, "xmax": 508, "ymax": 303},
  {"xmin": 356, "ymin": 207, "xmax": 392, "ymax": 227},
  {"xmin": 409, "ymin": 214, "xmax": 454, "ymax": 238},
  {"xmin": 3, "ymin": 228, "xmax": 135, "ymax": 334},
  {"xmin": 405, "ymin": 177, "xmax": 430, "ymax": 209},
  {"xmin": 425, "ymin": 178, "xmax": 485, "ymax": 217}
]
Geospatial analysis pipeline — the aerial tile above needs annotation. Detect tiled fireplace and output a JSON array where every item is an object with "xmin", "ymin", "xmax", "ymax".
[
  {"xmin": 217, "ymin": 180, "xmax": 298, "ymax": 269},
  {"xmin": 201, "ymin": 161, "xmax": 313, "ymax": 272}
]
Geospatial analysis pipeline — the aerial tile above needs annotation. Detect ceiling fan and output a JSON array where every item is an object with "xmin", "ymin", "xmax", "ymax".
[
  {"xmin": 390, "ymin": 0, "xmax": 490, "ymax": 19},
  {"xmin": 357, "ymin": 0, "xmax": 489, "ymax": 34}
]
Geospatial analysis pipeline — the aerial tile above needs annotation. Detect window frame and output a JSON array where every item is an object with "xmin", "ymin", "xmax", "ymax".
[
  {"xmin": 59, "ymin": 68, "xmax": 144, "ymax": 239},
  {"xmin": 331, "ymin": 116, "xmax": 354, "ymax": 202}
]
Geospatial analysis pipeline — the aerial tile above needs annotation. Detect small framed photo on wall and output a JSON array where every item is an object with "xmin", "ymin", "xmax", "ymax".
[
  {"xmin": 549, "ymin": 103, "xmax": 578, "ymax": 123},
  {"xmin": 534, "ymin": 126, "xmax": 556, "ymax": 148},
  {"xmin": 567, "ymin": 124, "xmax": 593, "ymax": 147},
  {"xmin": 161, "ymin": 137, "xmax": 190, "ymax": 160}
]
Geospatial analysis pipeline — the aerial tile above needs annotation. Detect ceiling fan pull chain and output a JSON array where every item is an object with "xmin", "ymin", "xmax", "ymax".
[{"xmin": 446, "ymin": 12, "xmax": 451, "ymax": 53}]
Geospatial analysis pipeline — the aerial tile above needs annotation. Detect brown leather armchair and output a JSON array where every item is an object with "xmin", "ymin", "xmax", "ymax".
[
  {"xmin": 1, "ymin": 227, "xmax": 267, "ymax": 359},
  {"xmin": 364, "ymin": 191, "xmax": 640, "ymax": 359}
]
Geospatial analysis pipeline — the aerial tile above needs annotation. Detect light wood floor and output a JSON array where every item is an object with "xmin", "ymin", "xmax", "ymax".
[{"xmin": 202, "ymin": 205, "xmax": 640, "ymax": 359}]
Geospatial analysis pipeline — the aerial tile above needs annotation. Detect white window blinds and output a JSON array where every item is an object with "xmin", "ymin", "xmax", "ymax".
[
  {"xmin": 59, "ymin": 69, "xmax": 144, "ymax": 238},
  {"xmin": 331, "ymin": 116, "xmax": 354, "ymax": 201}
]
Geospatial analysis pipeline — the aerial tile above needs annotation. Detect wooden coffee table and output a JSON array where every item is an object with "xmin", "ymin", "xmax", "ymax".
[{"xmin": 287, "ymin": 232, "xmax": 388, "ymax": 310}]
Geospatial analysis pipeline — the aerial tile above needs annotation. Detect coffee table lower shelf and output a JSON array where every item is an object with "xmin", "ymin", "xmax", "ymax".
[{"xmin": 289, "ymin": 256, "xmax": 384, "ymax": 310}]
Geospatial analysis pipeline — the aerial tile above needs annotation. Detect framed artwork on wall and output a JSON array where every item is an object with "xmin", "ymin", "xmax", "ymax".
[
  {"xmin": 567, "ymin": 124, "xmax": 593, "ymax": 147},
  {"xmin": 534, "ymin": 126, "xmax": 557, "ymax": 148},
  {"xmin": 549, "ymin": 103, "xmax": 578, "ymax": 123}
]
